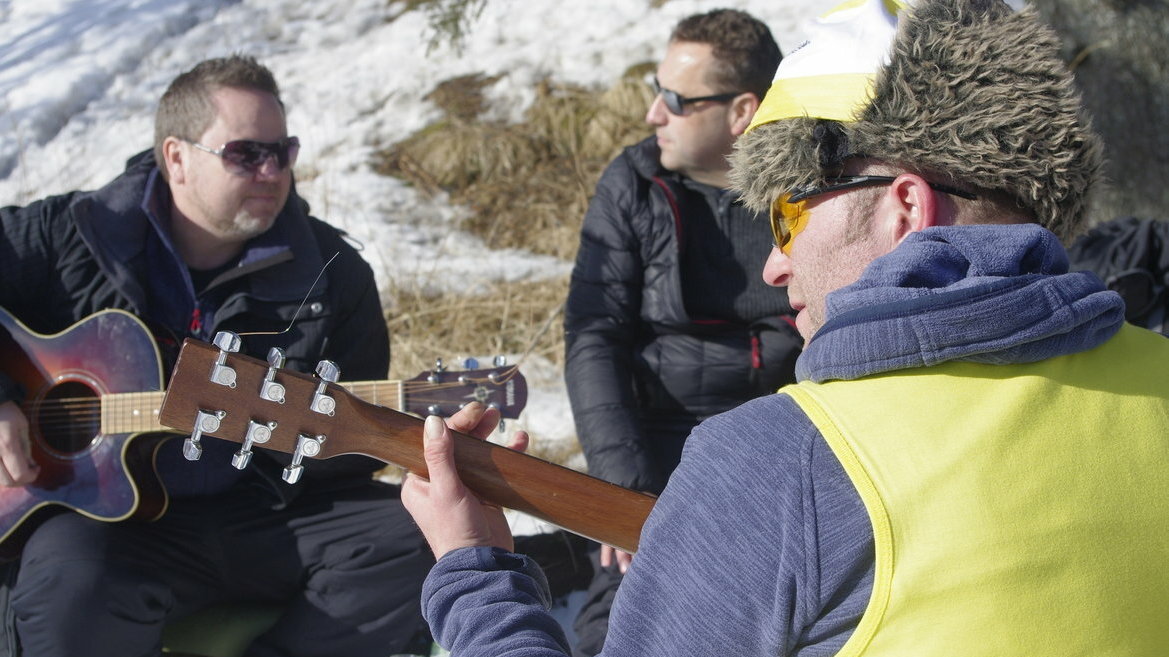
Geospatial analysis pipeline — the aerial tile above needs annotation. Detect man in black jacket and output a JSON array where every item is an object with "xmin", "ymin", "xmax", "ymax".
[
  {"xmin": 565, "ymin": 10, "xmax": 799, "ymax": 655},
  {"xmin": 0, "ymin": 56, "xmax": 431, "ymax": 656}
]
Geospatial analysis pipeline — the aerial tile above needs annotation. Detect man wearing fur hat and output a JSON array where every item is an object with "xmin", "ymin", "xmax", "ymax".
[{"xmin": 401, "ymin": 1, "xmax": 1169, "ymax": 655}]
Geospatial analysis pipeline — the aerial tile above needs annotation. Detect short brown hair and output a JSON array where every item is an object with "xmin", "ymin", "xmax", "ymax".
[
  {"xmin": 669, "ymin": 9, "xmax": 781, "ymax": 101},
  {"xmin": 153, "ymin": 54, "xmax": 283, "ymax": 173}
]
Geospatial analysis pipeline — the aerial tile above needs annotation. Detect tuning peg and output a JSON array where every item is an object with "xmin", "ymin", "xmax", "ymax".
[
  {"xmin": 232, "ymin": 420, "xmax": 276, "ymax": 470},
  {"xmin": 210, "ymin": 332, "xmax": 242, "ymax": 388},
  {"xmin": 311, "ymin": 360, "xmax": 339, "ymax": 415},
  {"xmin": 488, "ymin": 355, "xmax": 508, "ymax": 382},
  {"xmin": 184, "ymin": 409, "xmax": 225, "ymax": 461},
  {"xmin": 260, "ymin": 347, "xmax": 286, "ymax": 404},
  {"xmin": 282, "ymin": 433, "xmax": 326, "ymax": 484},
  {"xmin": 462, "ymin": 357, "xmax": 479, "ymax": 370},
  {"xmin": 428, "ymin": 358, "xmax": 446, "ymax": 384},
  {"xmin": 489, "ymin": 401, "xmax": 505, "ymax": 433}
]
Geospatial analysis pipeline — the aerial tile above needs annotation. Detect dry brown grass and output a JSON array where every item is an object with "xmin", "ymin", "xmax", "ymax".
[
  {"xmin": 374, "ymin": 65, "xmax": 654, "ymax": 259},
  {"xmin": 384, "ymin": 275, "xmax": 569, "ymax": 382},
  {"xmin": 373, "ymin": 65, "xmax": 654, "ymax": 466}
]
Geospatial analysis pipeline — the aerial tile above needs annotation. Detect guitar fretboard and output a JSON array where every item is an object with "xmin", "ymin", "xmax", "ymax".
[
  {"xmin": 100, "ymin": 391, "xmax": 166, "ymax": 434},
  {"xmin": 100, "ymin": 381, "xmax": 406, "ymax": 435}
]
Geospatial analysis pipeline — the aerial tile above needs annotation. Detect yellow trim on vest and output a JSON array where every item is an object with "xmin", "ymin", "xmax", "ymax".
[
  {"xmin": 785, "ymin": 324, "xmax": 1169, "ymax": 656},
  {"xmin": 786, "ymin": 384, "xmax": 892, "ymax": 657}
]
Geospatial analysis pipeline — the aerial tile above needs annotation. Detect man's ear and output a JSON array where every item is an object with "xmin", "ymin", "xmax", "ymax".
[
  {"xmin": 884, "ymin": 173, "xmax": 940, "ymax": 246},
  {"xmin": 729, "ymin": 93, "xmax": 761, "ymax": 137},
  {"xmin": 161, "ymin": 137, "xmax": 187, "ymax": 184}
]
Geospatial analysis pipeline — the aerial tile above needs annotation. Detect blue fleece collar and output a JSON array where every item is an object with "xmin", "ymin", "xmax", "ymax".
[{"xmin": 797, "ymin": 224, "xmax": 1125, "ymax": 382}]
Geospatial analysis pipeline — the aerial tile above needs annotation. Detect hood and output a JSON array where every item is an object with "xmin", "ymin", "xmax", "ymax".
[{"xmin": 797, "ymin": 223, "xmax": 1125, "ymax": 382}]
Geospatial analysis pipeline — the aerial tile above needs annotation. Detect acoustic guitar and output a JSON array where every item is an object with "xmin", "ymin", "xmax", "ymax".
[
  {"xmin": 0, "ymin": 307, "xmax": 527, "ymax": 558},
  {"xmin": 159, "ymin": 334, "xmax": 657, "ymax": 553}
]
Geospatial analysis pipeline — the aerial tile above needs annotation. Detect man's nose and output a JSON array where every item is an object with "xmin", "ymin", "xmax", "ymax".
[
  {"xmin": 645, "ymin": 94, "xmax": 667, "ymax": 126},
  {"xmin": 253, "ymin": 154, "xmax": 284, "ymax": 180},
  {"xmin": 762, "ymin": 246, "xmax": 792, "ymax": 287}
]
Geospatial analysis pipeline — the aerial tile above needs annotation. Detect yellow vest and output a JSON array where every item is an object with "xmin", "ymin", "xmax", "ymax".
[{"xmin": 785, "ymin": 323, "xmax": 1169, "ymax": 656}]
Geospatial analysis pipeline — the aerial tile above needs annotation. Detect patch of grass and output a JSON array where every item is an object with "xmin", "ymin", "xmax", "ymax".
[
  {"xmin": 385, "ymin": 275, "xmax": 569, "ymax": 381},
  {"xmin": 374, "ymin": 66, "xmax": 653, "ymax": 467},
  {"xmin": 373, "ymin": 67, "xmax": 654, "ymax": 259}
]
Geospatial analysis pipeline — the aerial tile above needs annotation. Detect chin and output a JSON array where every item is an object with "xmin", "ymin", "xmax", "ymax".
[
  {"xmin": 227, "ymin": 212, "xmax": 277, "ymax": 241},
  {"xmin": 658, "ymin": 152, "xmax": 680, "ymax": 173}
]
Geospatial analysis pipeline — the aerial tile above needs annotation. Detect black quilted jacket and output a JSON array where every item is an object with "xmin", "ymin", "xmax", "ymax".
[{"xmin": 565, "ymin": 137, "xmax": 801, "ymax": 492}]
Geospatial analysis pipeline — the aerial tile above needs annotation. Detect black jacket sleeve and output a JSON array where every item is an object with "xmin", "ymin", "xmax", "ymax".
[
  {"xmin": 0, "ymin": 195, "xmax": 76, "ymax": 405},
  {"xmin": 564, "ymin": 156, "xmax": 662, "ymax": 492}
]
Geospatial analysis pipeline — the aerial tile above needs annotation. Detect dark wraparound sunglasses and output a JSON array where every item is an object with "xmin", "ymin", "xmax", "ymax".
[
  {"xmin": 187, "ymin": 136, "xmax": 300, "ymax": 176},
  {"xmin": 650, "ymin": 76, "xmax": 741, "ymax": 116},
  {"xmin": 770, "ymin": 175, "xmax": 978, "ymax": 255}
]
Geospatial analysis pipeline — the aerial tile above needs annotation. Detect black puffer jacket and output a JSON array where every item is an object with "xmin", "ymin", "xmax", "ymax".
[
  {"xmin": 1067, "ymin": 216, "xmax": 1169, "ymax": 336},
  {"xmin": 565, "ymin": 137, "xmax": 800, "ymax": 493},
  {"xmin": 0, "ymin": 151, "xmax": 389, "ymax": 494}
]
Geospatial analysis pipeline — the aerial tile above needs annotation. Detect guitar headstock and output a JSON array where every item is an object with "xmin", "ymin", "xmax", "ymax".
[
  {"xmin": 158, "ymin": 337, "xmax": 525, "ymax": 483},
  {"xmin": 401, "ymin": 359, "xmax": 527, "ymax": 419}
]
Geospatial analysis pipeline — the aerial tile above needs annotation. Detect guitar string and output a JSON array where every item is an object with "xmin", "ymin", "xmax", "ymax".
[
  {"xmin": 235, "ymin": 251, "xmax": 339, "ymax": 338},
  {"xmin": 196, "ymin": 246, "xmax": 537, "ymax": 381},
  {"xmin": 24, "ymin": 374, "xmax": 522, "ymax": 427},
  {"xmin": 24, "ymin": 378, "xmax": 513, "ymax": 413}
]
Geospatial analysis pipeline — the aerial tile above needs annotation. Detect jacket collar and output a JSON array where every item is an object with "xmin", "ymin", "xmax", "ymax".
[{"xmin": 73, "ymin": 150, "xmax": 329, "ymax": 306}]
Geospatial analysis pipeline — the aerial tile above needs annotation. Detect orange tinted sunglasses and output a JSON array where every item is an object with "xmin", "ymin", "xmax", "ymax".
[{"xmin": 769, "ymin": 175, "xmax": 977, "ymax": 254}]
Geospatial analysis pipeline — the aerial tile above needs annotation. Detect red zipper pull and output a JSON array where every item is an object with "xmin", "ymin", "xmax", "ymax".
[
  {"xmin": 189, "ymin": 307, "xmax": 203, "ymax": 334},
  {"xmin": 751, "ymin": 334, "xmax": 762, "ymax": 369}
]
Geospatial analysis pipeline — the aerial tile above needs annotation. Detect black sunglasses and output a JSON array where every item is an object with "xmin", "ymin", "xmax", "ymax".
[
  {"xmin": 650, "ymin": 76, "xmax": 741, "ymax": 116},
  {"xmin": 187, "ymin": 136, "xmax": 300, "ymax": 176}
]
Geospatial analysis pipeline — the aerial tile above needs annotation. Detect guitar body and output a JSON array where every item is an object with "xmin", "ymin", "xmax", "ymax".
[{"xmin": 0, "ymin": 308, "xmax": 167, "ymax": 559}]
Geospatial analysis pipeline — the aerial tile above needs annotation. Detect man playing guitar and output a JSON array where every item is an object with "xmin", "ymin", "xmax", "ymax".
[{"xmin": 0, "ymin": 55, "xmax": 432, "ymax": 656}]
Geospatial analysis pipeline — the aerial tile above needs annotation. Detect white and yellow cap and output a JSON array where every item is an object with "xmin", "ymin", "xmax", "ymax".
[{"xmin": 747, "ymin": 0, "xmax": 910, "ymax": 131}]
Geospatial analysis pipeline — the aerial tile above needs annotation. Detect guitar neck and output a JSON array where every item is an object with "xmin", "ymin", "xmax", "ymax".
[
  {"xmin": 101, "ymin": 381, "xmax": 404, "ymax": 434},
  {"xmin": 159, "ymin": 339, "xmax": 655, "ymax": 552}
]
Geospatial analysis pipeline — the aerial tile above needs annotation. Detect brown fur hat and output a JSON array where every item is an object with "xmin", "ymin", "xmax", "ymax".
[{"xmin": 729, "ymin": 0, "xmax": 1103, "ymax": 242}]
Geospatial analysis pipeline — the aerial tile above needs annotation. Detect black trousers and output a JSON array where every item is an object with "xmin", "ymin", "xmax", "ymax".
[
  {"xmin": 571, "ymin": 544, "xmax": 624, "ymax": 657},
  {"xmin": 5, "ymin": 477, "xmax": 432, "ymax": 657},
  {"xmin": 573, "ymin": 415, "xmax": 698, "ymax": 657}
]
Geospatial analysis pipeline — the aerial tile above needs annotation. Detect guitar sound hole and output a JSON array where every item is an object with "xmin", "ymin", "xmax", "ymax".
[{"xmin": 37, "ymin": 381, "xmax": 100, "ymax": 456}]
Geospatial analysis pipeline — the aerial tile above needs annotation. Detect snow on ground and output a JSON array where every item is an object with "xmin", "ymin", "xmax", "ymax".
[
  {"xmin": 0, "ymin": 0, "xmax": 829, "ymax": 646},
  {"xmin": 1, "ymin": 0, "xmax": 825, "ymax": 467}
]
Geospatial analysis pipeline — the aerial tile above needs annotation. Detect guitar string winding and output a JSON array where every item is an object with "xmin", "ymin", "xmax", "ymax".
[{"xmin": 237, "ymin": 251, "xmax": 340, "ymax": 338}]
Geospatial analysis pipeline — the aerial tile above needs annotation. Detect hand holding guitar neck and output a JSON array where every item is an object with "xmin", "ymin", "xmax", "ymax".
[
  {"xmin": 159, "ymin": 332, "xmax": 656, "ymax": 553},
  {"xmin": 403, "ymin": 405, "xmax": 528, "ymax": 558}
]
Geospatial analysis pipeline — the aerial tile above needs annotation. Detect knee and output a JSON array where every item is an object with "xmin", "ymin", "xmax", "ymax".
[{"xmin": 13, "ymin": 517, "xmax": 170, "ymax": 624}]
